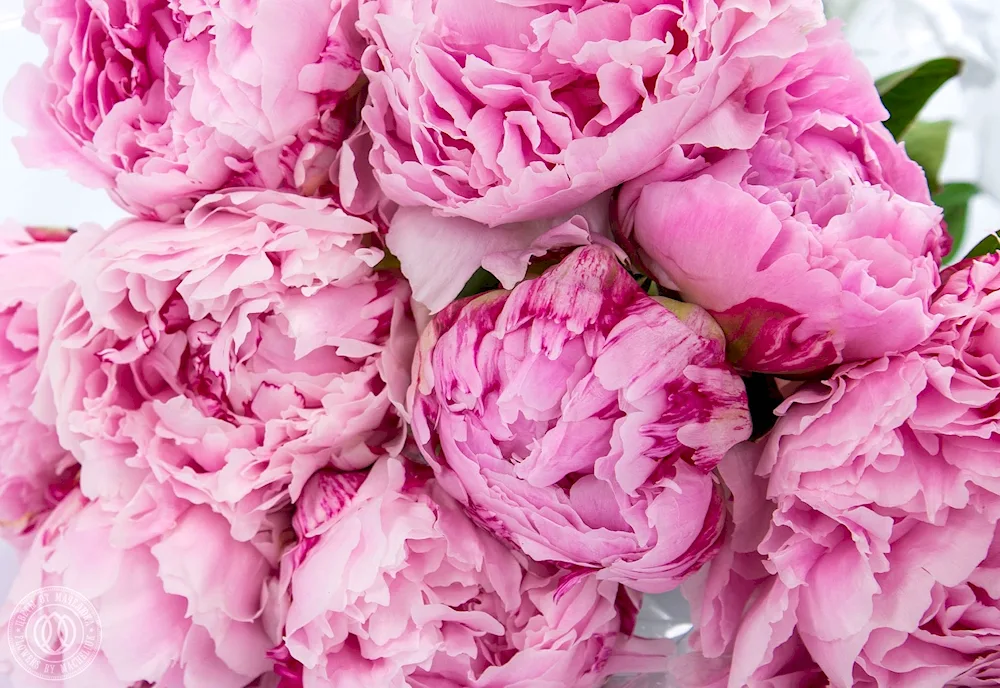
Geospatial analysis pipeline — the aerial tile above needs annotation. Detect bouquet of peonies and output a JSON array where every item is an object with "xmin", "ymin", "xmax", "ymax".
[{"xmin": 0, "ymin": 0, "xmax": 998, "ymax": 686}]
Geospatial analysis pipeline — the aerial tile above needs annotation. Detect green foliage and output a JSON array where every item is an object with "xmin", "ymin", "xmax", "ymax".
[
  {"xmin": 374, "ymin": 251, "xmax": 401, "ymax": 272},
  {"xmin": 876, "ymin": 58, "xmax": 962, "ymax": 139},
  {"xmin": 902, "ymin": 120, "xmax": 951, "ymax": 192},
  {"xmin": 457, "ymin": 268, "xmax": 501, "ymax": 299},
  {"xmin": 875, "ymin": 57, "xmax": 979, "ymax": 260},
  {"xmin": 934, "ymin": 183, "xmax": 980, "ymax": 262},
  {"xmin": 965, "ymin": 231, "xmax": 1000, "ymax": 260},
  {"xmin": 632, "ymin": 272, "xmax": 661, "ymax": 297}
]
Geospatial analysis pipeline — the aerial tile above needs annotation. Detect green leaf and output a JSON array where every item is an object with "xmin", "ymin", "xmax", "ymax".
[
  {"xmin": 934, "ymin": 182, "xmax": 979, "ymax": 261},
  {"xmin": 876, "ymin": 58, "xmax": 962, "ymax": 139},
  {"xmin": 901, "ymin": 120, "xmax": 951, "ymax": 192},
  {"xmin": 965, "ymin": 231, "xmax": 1000, "ymax": 261},
  {"xmin": 457, "ymin": 268, "xmax": 501, "ymax": 299},
  {"xmin": 374, "ymin": 251, "xmax": 401, "ymax": 272},
  {"xmin": 631, "ymin": 272, "xmax": 660, "ymax": 297}
]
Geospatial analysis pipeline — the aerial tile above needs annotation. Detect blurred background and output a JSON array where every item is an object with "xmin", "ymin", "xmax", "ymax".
[{"xmin": 0, "ymin": 0, "xmax": 998, "ymax": 681}]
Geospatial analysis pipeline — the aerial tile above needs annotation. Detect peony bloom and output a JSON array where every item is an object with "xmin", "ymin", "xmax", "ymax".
[
  {"xmin": 676, "ymin": 443, "xmax": 828, "ymax": 688},
  {"xmin": 688, "ymin": 459, "xmax": 1000, "ymax": 688},
  {"xmin": 272, "ymin": 457, "xmax": 669, "ymax": 688},
  {"xmin": 618, "ymin": 25, "xmax": 946, "ymax": 375},
  {"xmin": 762, "ymin": 252, "xmax": 1000, "ymax": 524},
  {"xmin": 0, "ymin": 489, "xmax": 280, "ymax": 687},
  {"xmin": 0, "ymin": 223, "xmax": 77, "ymax": 542},
  {"xmin": 34, "ymin": 190, "xmax": 416, "ymax": 541},
  {"xmin": 681, "ymin": 253, "xmax": 1000, "ymax": 688},
  {"xmin": 409, "ymin": 244, "xmax": 751, "ymax": 592},
  {"xmin": 6, "ymin": 0, "xmax": 366, "ymax": 220},
  {"xmin": 356, "ymin": 0, "xmax": 824, "ymax": 227}
]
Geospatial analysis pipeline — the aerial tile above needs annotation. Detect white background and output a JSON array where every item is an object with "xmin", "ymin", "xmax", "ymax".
[
  {"xmin": 831, "ymin": 0, "xmax": 1000, "ymax": 255},
  {"xmin": 0, "ymin": 0, "xmax": 128, "ymax": 229},
  {"xmin": 0, "ymin": 1, "xmax": 998, "ymax": 683}
]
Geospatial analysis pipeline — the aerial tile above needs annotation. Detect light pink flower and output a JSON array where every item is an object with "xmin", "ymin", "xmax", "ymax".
[
  {"xmin": 705, "ymin": 469, "xmax": 1000, "ymax": 688},
  {"xmin": 272, "ymin": 457, "xmax": 669, "ymax": 688},
  {"xmin": 6, "ymin": 0, "xmax": 366, "ymax": 220},
  {"xmin": 0, "ymin": 223, "xmax": 77, "ymax": 542},
  {"xmin": 676, "ymin": 443, "xmax": 827, "ymax": 688},
  {"xmin": 619, "ymin": 25, "xmax": 946, "ymax": 375},
  {"xmin": 0, "ymin": 489, "xmax": 280, "ymax": 687},
  {"xmin": 681, "ymin": 253, "xmax": 1000, "ymax": 688},
  {"xmin": 409, "ymin": 244, "xmax": 751, "ymax": 592},
  {"xmin": 762, "ymin": 252, "xmax": 1000, "ymax": 524},
  {"xmin": 356, "ymin": 0, "xmax": 824, "ymax": 227},
  {"xmin": 34, "ymin": 190, "xmax": 416, "ymax": 541}
]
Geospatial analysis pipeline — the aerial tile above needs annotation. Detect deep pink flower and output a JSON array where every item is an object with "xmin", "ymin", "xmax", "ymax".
[
  {"xmin": 356, "ymin": 0, "xmax": 824, "ymax": 227},
  {"xmin": 0, "ymin": 489, "xmax": 281, "ymax": 687},
  {"xmin": 409, "ymin": 244, "xmax": 751, "ymax": 592},
  {"xmin": 681, "ymin": 253, "xmax": 1000, "ymax": 688},
  {"xmin": 272, "ymin": 457, "xmax": 670, "ymax": 688},
  {"xmin": 619, "ymin": 25, "xmax": 946, "ymax": 375},
  {"xmin": 6, "ymin": 0, "xmax": 366, "ymax": 220},
  {"xmin": 0, "ymin": 223, "xmax": 77, "ymax": 543},
  {"xmin": 34, "ymin": 190, "xmax": 416, "ymax": 541}
]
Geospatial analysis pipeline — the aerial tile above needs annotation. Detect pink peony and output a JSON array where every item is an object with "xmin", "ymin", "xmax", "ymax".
[
  {"xmin": 356, "ymin": 0, "xmax": 824, "ymax": 226},
  {"xmin": 675, "ymin": 443, "xmax": 828, "ymax": 688},
  {"xmin": 34, "ymin": 190, "xmax": 416, "ymax": 541},
  {"xmin": 409, "ymin": 244, "xmax": 751, "ymax": 592},
  {"xmin": 618, "ymin": 25, "xmax": 946, "ymax": 375},
  {"xmin": 7, "ymin": 0, "xmax": 366, "ymax": 220},
  {"xmin": 681, "ymin": 253, "xmax": 1000, "ymax": 688},
  {"xmin": 272, "ymin": 457, "xmax": 669, "ymax": 688},
  {"xmin": 0, "ymin": 489, "xmax": 280, "ymax": 687},
  {"xmin": 0, "ymin": 223, "xmax": 77, "ymax": 542},
  {"xmin": 762, "ymin": 252, "xmax": 1000, "ymax": 524}
]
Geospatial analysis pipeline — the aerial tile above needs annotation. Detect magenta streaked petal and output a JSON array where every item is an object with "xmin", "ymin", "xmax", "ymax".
[{"xmin": 409, "ymin": 244, "xmax": 750, "ymax": 593}]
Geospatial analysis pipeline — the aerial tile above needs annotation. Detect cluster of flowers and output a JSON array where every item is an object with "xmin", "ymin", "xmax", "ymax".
[{"xmin": 0, "ymin": 0, "xmax": 996, "ymax": 685}]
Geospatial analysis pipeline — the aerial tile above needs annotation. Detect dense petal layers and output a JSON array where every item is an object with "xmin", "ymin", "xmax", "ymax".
[
  {"xmin": 0, "ymin": 490, "xmax": 280, "ymax": 687},
  {"xmin": 410, "ymin": 244, "xmax": 751, "ymax": 592},
  {"xmin": 7, "ymin": 0, "xmax": 367, "ymax": 220},
  {"xmin": 681, "ymin": 253, "xmax": 1000, "ymax": 687},
  {"xmin": 620, "ymin": 25, "xmax": 946, "ymax": 375},
  {"xmin": 35, "ymin": 190, "xmax": 416, "ymax": 541},
  {"xmin": 273, "ymin": 457, "xmax": 669, "ymax": 687},
  {"xmin": 763, "ymin": 253, "xmax": 1000, "ymax": 524},
  {"xmin": 0, "ymin": 223, "xmax": 77, "ymax": 542},
  {"xmin": 357, "ymin": 0, "xmax": 824, "ymax": 226}
]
